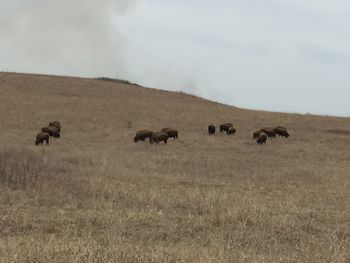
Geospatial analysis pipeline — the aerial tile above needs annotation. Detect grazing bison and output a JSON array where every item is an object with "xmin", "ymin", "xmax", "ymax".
[
  {"xmin": 134, "ymin": 130, "xmax": 153, "ymax": 143},
  {"xmin": 149, "ymin": 132, "xmax": 169, "ymax": 144},
  {"xmin": 49, "ymin": 121, "xmax": 61, "ymax": 132},
  {"xmin": 253, "ymin": 130, "xmax": 262, "ymax": 139},
  {"xmin": 261, "ymin": 128, "xmax": 276, "ymax": 138},
  {"xmin": 275, "ymin": 126, "xmax": 289, "ymax": 138},
  {"xmin": 42, "ymin": 126, "xmax": 60, "ymax": 138},
  {"xmin": 227, "ymin": 127, "xmax": 236, "ymax": 135},
  {"xmin": 220, "ymin": 123, "xmax": 234, "ymax": 134},
  {"xmin": 161, "ymin": 128, "xmax": 178, "ymax": 139},
  {"xmin": 208, "ymin": 124, "xmax": 216, "ymax": 135},
  {"xmin": 257, "ymin": 134, "xmax": 267, "ymax": 144},
  {"xmin": 35, "ymin": 132, "xmax": 49, "ymax": 145}
]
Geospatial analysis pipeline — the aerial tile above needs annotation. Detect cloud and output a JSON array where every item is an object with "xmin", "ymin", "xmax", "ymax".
[
  {"xmin": 300, "ymin": 44, "xmax": 350, "ymax": 67},
  {"xmin": 117, "ymin": 0, "xmax": 350, "ymax": 116}
]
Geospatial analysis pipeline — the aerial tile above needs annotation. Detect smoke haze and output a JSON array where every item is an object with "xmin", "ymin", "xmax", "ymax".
[{"xmin": 0, "ymin": 0, "xmax": 136, "ymax": 77}]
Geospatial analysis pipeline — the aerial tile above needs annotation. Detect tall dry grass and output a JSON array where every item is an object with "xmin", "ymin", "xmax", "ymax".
[
  {"xmin": 0, "ymin": 148, "xmax": 58, "ymax": 189},
  {"xmin": 0, "ymin": 72, "xmax": 350, "ymax": 262}
]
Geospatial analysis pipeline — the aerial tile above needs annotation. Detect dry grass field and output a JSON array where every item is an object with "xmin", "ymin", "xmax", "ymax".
[{"xmin": 0, "ymin": 72, "xmax": 350, "ymax": 262}]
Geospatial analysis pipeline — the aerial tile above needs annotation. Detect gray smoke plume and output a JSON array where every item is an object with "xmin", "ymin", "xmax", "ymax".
[{"xmin": 0, "ymin": 0, "xmax": 136, "ymax": 77}]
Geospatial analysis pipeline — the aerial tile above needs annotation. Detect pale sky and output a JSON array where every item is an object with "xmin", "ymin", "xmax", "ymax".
[{"xmin": 1, "ymin": 1, "xmax": 350, "ymax": 116}]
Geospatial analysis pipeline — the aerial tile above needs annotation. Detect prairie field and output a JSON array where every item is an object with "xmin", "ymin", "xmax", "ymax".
[{"xmin": 0, "ymin": 72, "xmax": 350, "ymax": 262}]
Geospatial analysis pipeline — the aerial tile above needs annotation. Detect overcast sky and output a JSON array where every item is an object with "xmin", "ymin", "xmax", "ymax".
[{"xmin": 1, "ymin": 1, "xmax": 350, "ymax": 116}]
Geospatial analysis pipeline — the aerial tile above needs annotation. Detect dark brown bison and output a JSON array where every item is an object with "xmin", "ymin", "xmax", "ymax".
[
  {"xmin": 220, "ymin": 123, "xmax": 234, "ymax": 133},
  {"xmin": 253, "ymin": 130, "xmax": 262, "ymax": 139},
  {"xmin": 257, "ymin": 134, "xmax": 267, "ymax": 144},
  {"xmin": 35, "ymin": 132, "xmax": 49, "ymax": 145},
  {"xmin": 49, "ymin": 121, "xmax": 61, "ymax": 132},
  {"xmin": 134, "ymin": 130, "xmax": 153, "ymax": 143},
  {"xmin": 42, "ymin": 126, "xmax": 60, "ymax": 138},
  {"xmin": 275, "ymin": 126, "xmax": 289, "ymax": 138},
  {"xmin": 161, "ymin": 128, "xmax": 178, "ymax": 139},
  {"xmin": 227, "ymin": 127, "xmax": 236, "ymax": 135},
  {"xmin": 208, "ymin": 124, "xmax": 216, "ymax": 135},
  {"xmin": 261, "ymin": 128, "xmax": 276, "ymax": 138},
  {"xmin": 149, "ymin": 132, "xmax": 169, "ymax": 144}
]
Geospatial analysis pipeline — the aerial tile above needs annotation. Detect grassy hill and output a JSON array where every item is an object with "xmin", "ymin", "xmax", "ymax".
[{"xmin": 0, "ymin": 72, "xmax": 350, "ymax": 262}]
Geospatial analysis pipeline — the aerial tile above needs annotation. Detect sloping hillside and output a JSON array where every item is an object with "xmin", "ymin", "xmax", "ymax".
[{"xmin": 0, "ymin": 72, "xmax": 350, "ymax": 262}]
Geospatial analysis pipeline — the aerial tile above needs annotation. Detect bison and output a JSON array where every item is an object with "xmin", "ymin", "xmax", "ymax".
[
  {"xmin": 161, "ymin": 128, "xmax": 178, "ymax": 139},
  {"xmin": 275, "ymin": 126, "xmax": 289, "ymax": 138},
  {"xmin": 261, "ymin": 128, "xmax": 276, "ymax": 138},
  {"xmin": 253, "ymin": 130, "xmax": 262, "ymax": 139},
  {"xmin": 257, "ymin": 134, "xmax": 267, "ymax": 144},
  {"xmin": 149, "ymin": 132, "xmax": 169, "ymax": 144},
  {"xmin": 35, "ymin": 132, "xmax": 49, "ymax": 145},
  {"xmin": 208, "ymin": 124, "xmax": 216, "ymax": 135},
  {"xmin": 227, "ymin": 127, "xmax": 236, "ymax": 135},
  {"xmin": 42, "ymin": 126, "xmax": 60, "ymax": 138},
  {"xmin": 220, "ymin": 123, "xmax": 234, "ymax": 134},
  {"xmin": 49, "ymin": 121, "xmax": 61, "ymax": 132},
  {"xmin": 134, "ymin": 130, "xmax": 154, "ymax": 143}
]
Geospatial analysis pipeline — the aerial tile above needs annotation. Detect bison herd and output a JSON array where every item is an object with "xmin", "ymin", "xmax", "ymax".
[
  {"xmin": 134, "ymin": 128, "xmax": 179, "ymax": 144},
  {"xmin": 208, "ymin": 123, "xmax": 289, "ymax": 145},
  {"xmin": 133, "ymin": 123, "xmax": 289, "ymax": 146},
  {"xmin": 35, "ymin": 121, "xmax": 61, "ymax": 145},
  {"xmin": 207, "ymin": 123, "xmax": 289, "ymax": 144},
  {"xmin": 208, "ymin": 123, "xmax": 237, "ymax": 135},
  {"xmin": 35, "ymin": 120, "xmax": 289, "ymax": 147},
  {"xmin": 252, "ymin": 126, "xmax": 289, "ymax": 144}
]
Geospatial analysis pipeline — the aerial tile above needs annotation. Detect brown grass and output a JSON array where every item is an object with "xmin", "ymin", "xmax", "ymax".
[{"xmin": 0, "ymin": 72, "xmax": 350, "ymax": 262}]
